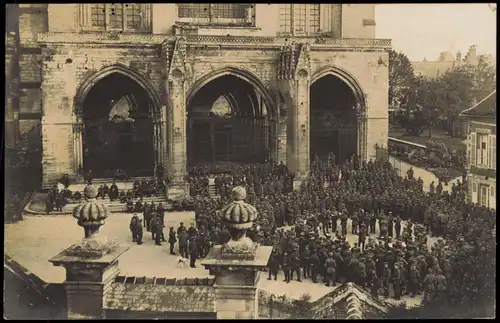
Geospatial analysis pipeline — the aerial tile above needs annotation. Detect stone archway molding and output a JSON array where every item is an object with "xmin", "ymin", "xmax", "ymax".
[
  {"xmin": 74, "ymin": 63, "xmax": 163, "ymax": 119},
  {"xmin": 72, "ymin": 63, "xmax": 165, "ymax": 177},
  {"xmin": 311, "ymin": 66, "xmax": 367, "ymax": 115},
  {"xmin": 311, "ymin": 66, "xmax": 368, "ymax": 160},
  {"xmin": 186, "ymin": 66, "xmax": 277, "ymax": 118}
]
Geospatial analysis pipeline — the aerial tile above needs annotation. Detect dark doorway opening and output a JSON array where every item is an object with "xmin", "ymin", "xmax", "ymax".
[
  {"xmin": 82, "ymin": 73, "xmax": 155, "ymax": 178},
  {"xmin": 310, "ymin": 75, "xmax": 359, "ymax": 164},
  {"xmin": 187, "ymin": 75, "xmax": 273, "ymax": 168}
]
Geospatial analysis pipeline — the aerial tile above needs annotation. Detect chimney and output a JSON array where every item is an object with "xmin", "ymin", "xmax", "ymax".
[{"xmin": 456, "ymin": 51, "xmax": 462, "ymax": 63}]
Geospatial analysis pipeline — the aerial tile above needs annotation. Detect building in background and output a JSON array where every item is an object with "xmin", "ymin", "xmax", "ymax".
[
  {"xmin": 10, "ymin": 4, "xmax": 391, "ymax": 194},
  {"xmin": 460, "ymin": 90, "xmax": 496, "ymax": 209},
  {"xmin": 411, "ymin": 45, "xmax": 495, "ymax": 78}
]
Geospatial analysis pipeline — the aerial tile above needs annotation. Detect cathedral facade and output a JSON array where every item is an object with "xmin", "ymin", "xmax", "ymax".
[{"xmin": 27, "ymin": 4, "xmax": 390, "ymax": 191}]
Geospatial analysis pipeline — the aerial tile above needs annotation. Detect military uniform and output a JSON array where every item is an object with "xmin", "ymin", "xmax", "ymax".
[
  {"xmin": 290, "ymin": 250, "xmax": 302, "ymax": 282},
  {"xmin": 351, "ymin": 213, "xmax": 359, "ymax": 235},
  {"xmin": 168, "ymin": 228, "xmax": 177, "ymax": 255},
  {"xmin": 392, "ymin": 264, "xmax": 402, "ymax": 300},
  {"xmin": 282, "ymin": 252, "xmax": 291, "ymax": 283},
  {"xmin": 267, "ymin": 250, "xmax": 280, "ymax": 280},
  {"xmin": 324, "ymin": 253, "xmax": 337, "ymax": 287},
  {"xmin": 382, "ymin": 263, "xmax": 392, "ymax": 297}
]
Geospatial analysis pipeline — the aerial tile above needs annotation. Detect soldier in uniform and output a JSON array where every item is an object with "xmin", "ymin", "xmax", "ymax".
[
  {"xmin": 310, "ymin": 250, "xmax": 320, "ymax": 283},
  {"xmin": 109, "ymin": 181, "xmax": 119, "ymax": 201},
  {"xmin": 370, "ymin": 211, "xmax": 377, "ymax": 234},
  {"xmin": 189, "ymin": 237, "xmax": 198, "ymax": 268},
  {"xmin": 129, "ymin": 214, "xmax": 143, "ymax": 245},
  {"xmin": 126, "ymin": 198, "xmax": 134, "ymax": 213},
  {"xmin": 423, "ymin": 268, "xmax": 436, "ymax": 303},
  {"xmin": 379, "ymin": 216, "xmax": 388, "ymax": 240},
  {"xmin": 434, "ymin": 269, "xmax": 447, "ymax": 299},
  {"xmin": 382, "ymin": 262, "xmax": 392, "ymax": 297},
  {"xmin": 387, "ymin": 213, "xmax": 394, "ymax": 238},
  {"xmin": 358, "ymin": 223, "xmax": 367, "ymax": 252},
  {"xmin": 302, "ymin": 245, "xmax": 311, "ymax": 279},
  {"xmin": 408, "ymin": 263, "xmax": 420, "ymax": 298},
  {"xmin": 394, "ymin": 215, "xmax": 402, "ymax": 239},
  {"xmin": 340, "ymin": 212, "xmax": 348, "ymax": 236},
  {"xmin": 168, "ymin": 227, "xmax": 177, "ymax": 255},
  {"xmin": 392, "ymin": 264, "xmax": 402, "ymax": 300},
  {"xmin": 267, "ymin": 247, "xmax": 280, "ymax": 281},
  {"xmin": 331, "ymin": 210, "xmax": 339, "ymax": 234},
  {"xmin": 282, "ymin": 252, "xmax": 291, "ymax": 283},
  {"xmin": 178, "ymin": 229, "xmax": 189, "ymax": 259},
  {"xmin": 151, "ymin": 215, "xmax": 163, "ymax": 246},
  {"xmin": 324, "ymin": 252, "xmax": 337, "ymax": 287},
  {"xmin": 351, "ymin": 211, "xmax": 359, "ymax": 235},
  {"xmin": 369, "ymin": 269, "xmax": 381, "ymax": 299},
  {"xmin": 134, "ymin": 198, "xmax": 144, "ymax": 213},
  {"xmin": 290, "ymin": 249, "xmax": 302, "ymax": 282}
]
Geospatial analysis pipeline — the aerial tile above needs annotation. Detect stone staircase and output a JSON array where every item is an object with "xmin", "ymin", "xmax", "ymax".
[
  {"xmin": 51, "ymin": 180, "xmax": 173, "ymax": 214},
  {"xmin": 58, "ymin": 196, "xmax": 172, "ymax": 214}
]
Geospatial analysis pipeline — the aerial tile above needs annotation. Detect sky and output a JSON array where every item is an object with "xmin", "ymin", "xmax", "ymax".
[{"xmin": 376, "ymin": 4, "xmax": 497, "ymax": 61}]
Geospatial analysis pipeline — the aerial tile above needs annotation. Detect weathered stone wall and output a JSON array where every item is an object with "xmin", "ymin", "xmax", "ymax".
[
  {"xmin": 40, "ymin": 44, "xmax": 162, "ymax": 187},
  {"xmin": 341, "ymin": 4, "xmax": 376, "ymax": 39},
  {"xmin": 18, "ymin": 4, "xmax": 47, "ymax": 117}
]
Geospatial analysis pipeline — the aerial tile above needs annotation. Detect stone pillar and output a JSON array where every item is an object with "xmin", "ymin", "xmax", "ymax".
[
  {"xmin": 283, "ymin": 71, "xmax": 310, "ymax": 189},
  {"xmin": 294, "ymin": 70, "xmax": 310, "ymax": 176},
  {"xmin": 72, "ymin": 122, "xmax": 83, "ymax": 176},
  {"xmin": 49, "ymin": 239, "xmax": 128, "ymax": 319},
  {"xmin": 202, "ymin": 186, "xmax": 272, "ymax": 319},
  {"xmin": 202, "ymin": 245, "xmax": 272, "ymax": 319},
  {"xmin": 167, "ymin": 70, "xmax": 189, "ymax": 199}
]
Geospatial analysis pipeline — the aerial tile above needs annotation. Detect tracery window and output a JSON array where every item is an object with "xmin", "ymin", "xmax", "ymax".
[
  {"xmin": 279, "ymin": 4, "xmax": 292, "ymax": 33},
  {"xmin": 177, "ymin": 4, "xmax": 254, "ymax": 25},
  {"xmin": 279, "ymin": 4, "xmax": 321, "ymax": 35},
  {"xmin": 84, "ymin": 4, "xmax": 151, "ymax": 32}
]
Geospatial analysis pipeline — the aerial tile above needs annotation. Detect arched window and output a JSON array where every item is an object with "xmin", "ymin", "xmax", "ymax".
[
  {"xmin": 177, "ymin": 4, "xmax": 255, "ymax": 26},
  {"xmin": 279, "ymin": 4, "xmax": 321, "ymax": 35},
  {"xmin": 81, "ymin": 4, "xmax": 151, "ymax": 32}
]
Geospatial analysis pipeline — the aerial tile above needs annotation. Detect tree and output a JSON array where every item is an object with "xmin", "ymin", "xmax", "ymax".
[
  {"xmin": 388, "ymin": 50, "xmax": 416, "ymax": 108},
  {"xmin": 439, "ymin": 66, "xmax": 474, "ymax": 137},
  {"xmin": 414, "ymin": 76, "xmax": 445, "ymax": 138},
  {"xmin": 468, "ymin": 55, "xmax": 496, "ymax": 101}
]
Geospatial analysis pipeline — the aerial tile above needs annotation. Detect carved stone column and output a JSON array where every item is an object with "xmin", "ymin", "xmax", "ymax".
[
  {"xmin": 356, "ymin": 105, "xmax": 367, "ymax": 161},
  {"xmin": 294, "ymin": 70, "xmax": 310, "ymax": 176},
  {"xmin": 167, "ymin": 71, "xmax": 189, "ymax": 199},
  {"xmin": 72, "ymin": 122, "xmax": 84, "ymax": 178}
]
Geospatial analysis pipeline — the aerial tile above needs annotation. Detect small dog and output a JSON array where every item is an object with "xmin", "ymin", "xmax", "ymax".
[{"xmin": 176, "ymin": 256, "xmax": 188, "ymax": 268}]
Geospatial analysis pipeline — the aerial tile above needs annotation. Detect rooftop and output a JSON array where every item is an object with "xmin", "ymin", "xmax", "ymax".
[{"xmin": 460, "ymin": 90, "xmax": 497, "ymax": 118}]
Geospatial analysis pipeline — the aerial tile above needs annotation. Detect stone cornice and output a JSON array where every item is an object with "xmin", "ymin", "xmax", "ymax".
[{"xmin": 37, "ymin": 32, "xmax": 391, "ymax": 52}]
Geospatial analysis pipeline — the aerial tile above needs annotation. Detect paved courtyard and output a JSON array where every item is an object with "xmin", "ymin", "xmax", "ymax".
[{"xmin": 5, "ymin": 209, "xmax": 432, "ymax": 308}]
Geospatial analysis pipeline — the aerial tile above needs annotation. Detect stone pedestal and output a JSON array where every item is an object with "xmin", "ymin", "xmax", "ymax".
[
  {"xmin": 201, "ymin": 244, "xmax": 273, "ymax": 319},
  {"xmin": 167, "ymin": 182, "xmax": 190, "ymax": 200},
  {"xmin": 49, "ymin": 238, "xmax": 129, "ymax": 319}
]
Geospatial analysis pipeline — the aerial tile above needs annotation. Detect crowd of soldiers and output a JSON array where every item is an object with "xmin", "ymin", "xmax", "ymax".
[{"xmin": 174, "ymin": 153, "xmax": 494, "ymax": 302}]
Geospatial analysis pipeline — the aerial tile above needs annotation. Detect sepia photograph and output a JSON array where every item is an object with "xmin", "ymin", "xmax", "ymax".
[{"xmin": 4, "ymin": 3, "xmax": 496, "ymax": 319}]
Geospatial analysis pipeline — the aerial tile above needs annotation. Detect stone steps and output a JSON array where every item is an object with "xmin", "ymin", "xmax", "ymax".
[{"xmin": 62, "ymin": 196, "xmax": 172, "ymax": 213}]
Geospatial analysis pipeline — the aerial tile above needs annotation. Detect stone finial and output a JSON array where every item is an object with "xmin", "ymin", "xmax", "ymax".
[
  {"xmin": 73, "ymin": 184, "xmax": 108, "ymax": 239},
  {"xmin": 219, "ymin": 186, "xmax": 259, "ymax": 258}
]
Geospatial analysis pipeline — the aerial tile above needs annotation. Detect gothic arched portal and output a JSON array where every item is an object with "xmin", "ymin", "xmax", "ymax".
[{"xmin": 73, "ymin": 65, "xmax": 163, "ymax": 178}]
